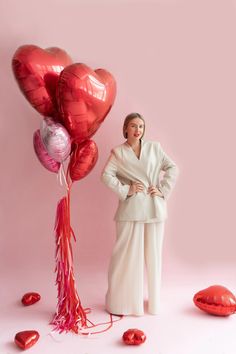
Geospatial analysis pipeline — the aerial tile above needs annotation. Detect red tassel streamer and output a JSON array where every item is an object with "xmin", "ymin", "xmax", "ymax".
[
  {"xmin": 50, "ymin": 173, "xmax": 122, "ymax": 335},
  {"xmin": 51, "ymin": 190, "xmax": 87, "ymax": 333}
]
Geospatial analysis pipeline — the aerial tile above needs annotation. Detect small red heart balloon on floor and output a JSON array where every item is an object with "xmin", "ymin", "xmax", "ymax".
[
  {"xmin": 57, "ymin": 63, "xmax": 116, "ymax": 143},
  {"xmin": 122, "ymin": 328, "xmax": 146, "ymax": 345},
  {"xmin": 12, "ymin": 44, "xmax": 72, "ymax": 116},
  {"xmin": 21, "ymin": 292, "xmax": 41, "ymax": 306},
  {"xmin": 193, "ymin": 285, "xmax": 236, "ymax": 316},
  {"xmin": 14, "ymin": 330, "xmax": 40, "ymax": 350}
]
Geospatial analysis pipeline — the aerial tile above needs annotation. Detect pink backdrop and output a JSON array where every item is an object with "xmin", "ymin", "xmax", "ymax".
[{"xmin": 1, "ymin": 1, "xmax": 236, "ymax": 353}]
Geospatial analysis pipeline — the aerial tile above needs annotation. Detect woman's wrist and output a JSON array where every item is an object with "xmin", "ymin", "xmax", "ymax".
[{"xmin": 128, "ymin": 185, "xmax": 134, "ymax": 196}]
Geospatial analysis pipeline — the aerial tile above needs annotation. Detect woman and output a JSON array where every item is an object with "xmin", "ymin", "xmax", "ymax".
[{"xmin": 101, "ymin": 112, "xmax": 178, "ymax": 316}]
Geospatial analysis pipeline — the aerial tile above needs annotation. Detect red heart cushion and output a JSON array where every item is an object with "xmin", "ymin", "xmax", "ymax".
[
  {"xmin": 57, "ymin": 63, "xmax": 116, "ymax": 142},
  {"xmin": 193, "ymin": 285, "xmax": 236, "ymax": 316},
  {"xmin": 12, "ymin": 44, "xmax": 72, "ymax": 116}
]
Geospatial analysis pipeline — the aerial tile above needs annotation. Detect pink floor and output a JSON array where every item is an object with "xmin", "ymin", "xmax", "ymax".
[{"xmin": 1, "ymin": 263, "xmax": 236, "ymax": 354}]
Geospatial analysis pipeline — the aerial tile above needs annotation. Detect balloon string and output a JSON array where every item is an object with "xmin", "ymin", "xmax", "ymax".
[
  {"xmin": 49, "ymin": 313, "xmax": 123, "ymax": 338},
  {"xmin": 61, "ymin": 162, "xmax": 69, "ymax": 190},
  {"xmin": 48, "ymin": 317, "xmax": 122, "ymax": 344},
  {"xmin": 57, "ymin": 163, "xmax": 70, "ymax": 190},
  {"xmin": 80, "ymin": 314, "xmax": 123, "ymax": 336},
  {"xmin": 57, "ymin": 164, "xmax": 63, "ymax": 186},
  {"xmin": 66, "ymin": 162, "xmax": 72, "ymax": 190}
]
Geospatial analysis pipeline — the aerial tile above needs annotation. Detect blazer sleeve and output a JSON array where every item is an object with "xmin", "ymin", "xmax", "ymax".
[
  {"xmin": 101, "ymin": 150, "xmax": 130, "ymax": 201},
  {"xmin": 158, "ymin": 144, "xmax": 179, "ymax": 200}
]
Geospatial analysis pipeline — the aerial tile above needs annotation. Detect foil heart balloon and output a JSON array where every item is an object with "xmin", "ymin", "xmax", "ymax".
[
  {"xmin": 57, "ymin": 63, "xmax": 116, "ymax": 143},
  {"xmin": 14, "ymin": 330, "xmax": 40, "ymax": 350},
  {"xmin": 12, "ymin": 44, "xmax": 72, "ymax": 116},
  {"xmin": 33, "ymin": 129, "xmax": 60, "ymax": 173},
  {"xmin": 193, "ymin": 285, "xmax": 236, "ymax": 316},
  {"xmin": 69, "ymin": 140, "xmax": 98, "ymax": 182},
  {"xmin": 122, "ymin": 328, "xmax": 146, "ymax": 345},
  {"xmin": 21, "ymin": 292, "xmax": 41, "ymax": 306},
  {"xmin": 40, "ymin": 117, "xmax": 71, "ymax": 162}
]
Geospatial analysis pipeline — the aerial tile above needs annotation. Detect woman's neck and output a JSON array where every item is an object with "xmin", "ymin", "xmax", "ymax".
[{"xmin": 126, "ymin": 138, "xmax": 141, "ymax": 149}]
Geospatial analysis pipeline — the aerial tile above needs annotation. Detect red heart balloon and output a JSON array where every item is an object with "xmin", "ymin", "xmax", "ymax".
[
  {"xmin": 57, "ymin": 63, "xmax": 116, "ymax": 143},
  {"xmin": 21, "ymin": 292, "xmax": 41, "ymax": 306},
  {"xmin": 14, "ymin": 330, "xmax": 40, "ymax": 350},
  {"xmin": 122, "ymin": 328, "xmax": 146, "ymax": 345},
  {"xmin": 69, "ymin": 140, "xmax": 98, "ymax": 182},
  {"xmin": 193, "ymin": 285, "xmax": 236, "ymax": 316},
  {"xmin": 12, "ymin": 44, "xmax": 72, "ymax": 116}
]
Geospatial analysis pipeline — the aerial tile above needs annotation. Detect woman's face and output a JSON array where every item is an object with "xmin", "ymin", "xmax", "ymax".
[{"xmin": 125, "ymin": 117, "xmax": 145, "ymax": 140}]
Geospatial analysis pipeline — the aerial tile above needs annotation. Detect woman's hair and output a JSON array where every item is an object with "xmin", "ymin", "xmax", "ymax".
[{"xmin": 123, "ymin": 112, "xmax": 145, "ymax": 139}]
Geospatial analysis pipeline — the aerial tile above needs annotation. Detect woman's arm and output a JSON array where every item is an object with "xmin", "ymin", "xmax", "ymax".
[
  {"xmin": 101, "ymin": 151, "xmax": 130, "ymax": 201},
  {"xmin": 158, "ymin": 144, "xmax": 179, "ymax": 200}
]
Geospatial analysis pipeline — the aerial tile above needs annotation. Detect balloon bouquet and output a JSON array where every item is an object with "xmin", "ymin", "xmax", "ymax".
[{"xmin": 12, "ymin": 45, "xmax": 116, "ymax": 334}]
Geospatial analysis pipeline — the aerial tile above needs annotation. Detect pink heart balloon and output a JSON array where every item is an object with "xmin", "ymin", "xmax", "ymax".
[
  {"xmin": 40, "ymin": 117, "xmax": 71, "ymax": 162},
  {"xmin": 33, "ymin": 129, "xmax": 60, "ymax": 173}
]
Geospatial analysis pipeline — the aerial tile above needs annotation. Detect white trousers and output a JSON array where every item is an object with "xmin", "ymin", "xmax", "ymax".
[{"xmin": 105, "ymin": 221, "xmax": 165, "ymax": 316}]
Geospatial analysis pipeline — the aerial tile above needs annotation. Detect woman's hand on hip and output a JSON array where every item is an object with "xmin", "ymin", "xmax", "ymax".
[
  {"xmin": 128, "ymin": 181, "xmax": 144, "ymax": 196},
  {"xmin": 148, "ymin": 185, "xmax": 164, "ymax": 198}
]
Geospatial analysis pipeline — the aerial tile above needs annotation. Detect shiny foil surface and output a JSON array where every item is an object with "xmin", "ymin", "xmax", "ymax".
[
  {"xmin": 40, "ymin": 117, "xmax": 71, "ymax": 162},
  {"xmin": 193, "ymin": 285, "xmax": 236, "ymax": 316},
  {"xmin": 57, "ymin": 63, "xmax": 116, "ymax": 143},
  {"xmin": 21, "ymin": 292, "xmax": 41, "ymax": 306},
  {"xmin": 33, "ymin": 129, "xmax": 60, "ymax": 173},
  {"xmin": 122, "ymin": 328, "xmax": 146, "ymax": 345},
  {"xmin": 14, "ymin": 330, "xmax": 40, "ymax": 350},
  {"xmin": 12, "ymin": 44, "xmax": 72, "ymax": 116},
  {"xmin": 69, "ymin": 140, "xmax": 98, "ymax": 182}
]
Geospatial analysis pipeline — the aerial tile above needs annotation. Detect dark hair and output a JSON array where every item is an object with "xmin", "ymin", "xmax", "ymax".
[{"xmin": 123, "ymin": 112, "xmax": 145, "ymax": 139}]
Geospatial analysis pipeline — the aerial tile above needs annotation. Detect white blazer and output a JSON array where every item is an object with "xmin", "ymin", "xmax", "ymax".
[{"xmin": 101, "ymin": 140, "xmax": 178, "ymax": 222}]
